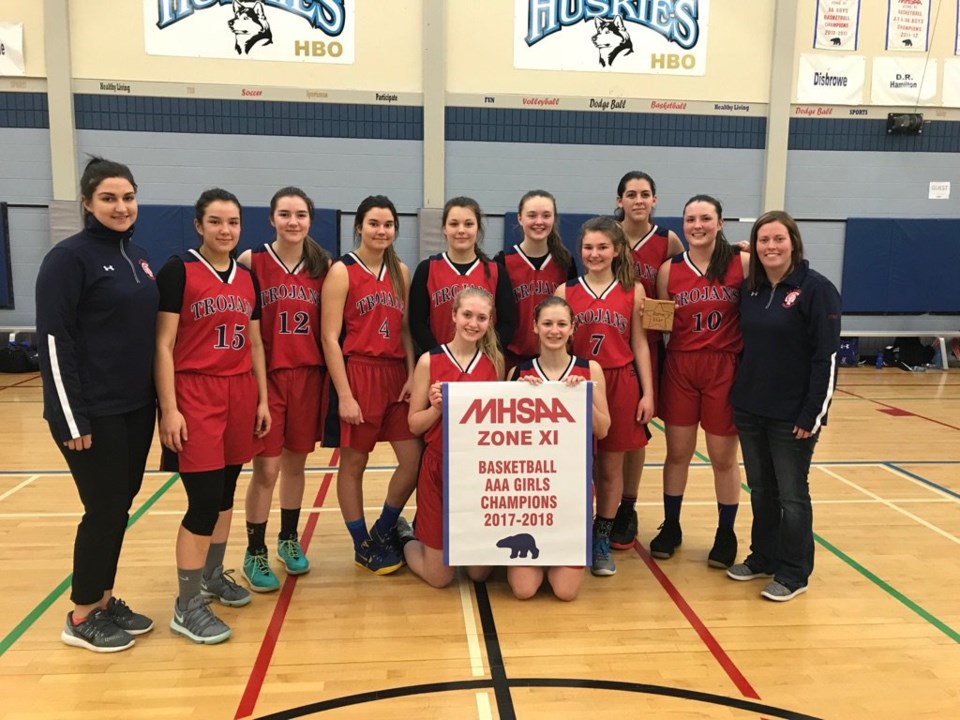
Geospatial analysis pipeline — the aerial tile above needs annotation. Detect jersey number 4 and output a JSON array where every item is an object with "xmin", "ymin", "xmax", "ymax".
[
  {"xmin": 378, "ymin": 319, "xmax": 391, "ymax": 339},
  {"xmin": 214, "ymin": 323, "xmax": 246, "ymax": 350}
]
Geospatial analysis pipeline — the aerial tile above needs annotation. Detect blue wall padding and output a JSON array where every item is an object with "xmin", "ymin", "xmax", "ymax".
[
  {"xmin": 0, "ymin": 203, "xmax": 11, "ymax": 308},
  {"xmin": 502, "ymin": 213, "xmax": 683, "ymax": 274},
  {"xmin": 133, "ymin": 205, "xmax": 339, "ymax": 267},
  {"xmin": 842, "ymin": 218, "xmax": 960, "ymax": 313}
]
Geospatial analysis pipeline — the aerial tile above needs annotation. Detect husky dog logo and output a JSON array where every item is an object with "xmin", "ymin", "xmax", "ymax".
[
  {"xmin": 228, "ymin": 0, "xmax": 273, "ymax": 55},
  {"xmin": 591, "ymin": 15, "xmax": 633, "ymax": 67}
]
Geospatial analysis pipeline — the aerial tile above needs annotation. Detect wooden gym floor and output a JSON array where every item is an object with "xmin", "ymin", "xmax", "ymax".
[{"xmin": 0, "ymin": 368, "xmax": 957, "ymax": 719}]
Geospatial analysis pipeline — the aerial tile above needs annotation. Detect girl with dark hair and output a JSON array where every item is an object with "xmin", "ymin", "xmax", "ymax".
[
  {"xmin": 556, "ymin": 216, "xmax": 654, "ymax": 577},
  {"xmin": 401, "ymin": 286, "xmax": 503, "ymax": 588},
  {"xmin": 727, "ymin": 211, "xmax": 840, "ymax": 601},
  {"xmin": 38, "ymin": 157, "xmax": 158, "ymax": 652},
  {"xmin": 651, "ymin": 194, "xmax": 750, "ymax": 570},
  {"xmin": 239, "ymin": 187, "xmax": 332, "ymax": 591},
  {"xmin": 409, "ymin": 196, "xmax": 516, "ymax": 355},
  {"xmin": 507, "ymin": 296, "xmax": 611, "ymax": 600},
  {"xmin": 156, "ymin": 188, "xmax": 271, "ymax": 644},
  {"xmin": 495, "ymin": 190, "xmax": 577, "ymax": 370},
  {"xmin": 610, "ymin": 171, "xmax": 684, "ymax": 550},
  {"xmin": 320, "ymin": 195, "xmax": 421, "ymax": 575}
]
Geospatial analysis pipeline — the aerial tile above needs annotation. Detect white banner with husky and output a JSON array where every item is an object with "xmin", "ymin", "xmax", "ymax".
[
  {"xmin": 143, "ymin": 0, "xmax": 354, "ymax": 63},
  {"xmin": 885, "ymin": 0, "xmax": 930, "ymax": 52},
  {"xmin": 513, "ymin": 0, "xmax": 709, "ymax": 76},
  {"xmin": 0, "ymin": 23, "xmax": 25, "ymax": 76},
  {"xmin": 796, "ymin": 54, "xmax": 865, "ymax": 104},
  {"xmin": 813, "ymin": 0, "xmax": 861, "ymax": 50},
  {"xmin": 444, "ymin": 381, "xmax": 592, "ymax": 567},
  {"xmin": 872, "ymin": 57, "xmax": 937, "ymax": 105}
]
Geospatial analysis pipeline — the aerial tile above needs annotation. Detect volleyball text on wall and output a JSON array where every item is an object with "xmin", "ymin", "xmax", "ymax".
[
  {"xmin": 143, "ymin": 0, "xmax": 354, "ymax": 63},
  {"xmin": 514, "ymin": 0, "xmax": 709, "ymax": 76},
  {"xmin": 443, "ymin": 381, "xmax": 592, "ymax": 567}
]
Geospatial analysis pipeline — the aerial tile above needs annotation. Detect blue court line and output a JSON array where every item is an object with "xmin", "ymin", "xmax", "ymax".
[{"xmin": 884, "ymin": 463, "xmax": 960, "ymax": 501}]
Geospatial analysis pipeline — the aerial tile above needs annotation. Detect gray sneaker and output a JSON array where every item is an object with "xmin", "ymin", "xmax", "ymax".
[
  {"xmin": 761, "ymin": 579, "xmax": 808, "ymax": 602},
  {"xmin": 201, "ymin": 565, "xmax": 252, "ymax": 607},
  {"xmin": 170, "ymin": 596, "xmax": 232, "ymax": 644},
  {"xmin": 726, "ymin": 562, "xmax": 774, "ymax": 582},
  {"xmin": 591, "ymin": 537, "xmax": 617, "ymax": 576},
  {"xmin": 105, "ymin": 597, "xmax": 154, "ymax": 635},
  {"xmin": 61, "ymin": 608, "xmax": 135, "ymax": 653}
]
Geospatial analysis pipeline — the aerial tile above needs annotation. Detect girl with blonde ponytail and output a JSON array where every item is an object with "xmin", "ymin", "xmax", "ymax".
[
  {"xmin": 555, "ymin": 216, "xmax": 653, "ymax": 578},
  {"xmin": 400, "ymin": 286, "xmax": 503, "ymax": 588}
]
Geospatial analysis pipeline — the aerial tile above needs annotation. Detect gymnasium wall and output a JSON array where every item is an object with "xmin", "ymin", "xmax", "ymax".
[{"xmin": 2, "ymin": 0, "xmax": 960, "ymax": 330}]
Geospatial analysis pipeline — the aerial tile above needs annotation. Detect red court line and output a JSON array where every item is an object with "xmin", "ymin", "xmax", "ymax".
[
  {"xmin": 633, "ymin": 541, "xmax": 761, "ymax": 701},
  {"xmin": 234, "ymin": 447, "xmax": 340, "ymax": 720},
  {"xmin": 837, "ymin": 387, "xmax": 960, "ymax": 432},
  {"xmin": 0, "ymin": 374, "xmax": 40, "ymax": 392}
]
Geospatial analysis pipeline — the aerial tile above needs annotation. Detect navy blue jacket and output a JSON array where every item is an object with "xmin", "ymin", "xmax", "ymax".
[
  {"xmin": 730, "ymin": 261, "xmax": 841, "ymax": 433},
  {"xmin": 36, "ymin": 215, "xmax": 159, "ymax": 442}
]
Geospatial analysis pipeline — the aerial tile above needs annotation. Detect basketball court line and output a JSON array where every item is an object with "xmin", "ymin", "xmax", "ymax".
[
  {"xmin": 882, "ymin": 462, "xmax": 960, "ymax": 501},
  {"xmin": 234, "ymin": 448, "xmax": 339, "ymax": 720},
  {"xmin": 0, "ymin": 474, "xmax": 38, "ymax": 501},
  {"xmin": 835, "ymin": 387, "xmax": 960, "ymax": 432},
  {"xmin": 0, "ymin": 471, "xmax": 180, "ymax": 656}
]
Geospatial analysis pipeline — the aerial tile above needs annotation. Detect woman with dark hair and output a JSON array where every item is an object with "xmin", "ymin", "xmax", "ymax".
[
  {"xmin": 651, "ymin": 195, "xmax": 750, "ymax": 569},
  {"xmin": 239, "ymin": 187, "xmax": 331, "ymax": 591},
  {"xmin": 727, "ymin": 211, "xmax": 840, "ymax": 602},
  {"xmin": 320, "ymin": 195, "xmax": 422, "ymax": 575},
  {"xmin": 495, "ymin": 190, "xmax": 577, "ymax": 370},
  {"xmin": 556, "ymin": 216, "xmax": 654, "ymax": 577},
  {"xmin": 408, "ymin": 196, "xmax": 516, "ymax": 355},
  {"xmin": 155, "ymin": 188, "xmax": 271, "ymax": 644},
  {"xmin": 610, "ymin": 170, "xmax": 684, "ymax": 550},
  {"xmin": 37, "ymin": 157, "xmax": 158, "ymax": 652}
]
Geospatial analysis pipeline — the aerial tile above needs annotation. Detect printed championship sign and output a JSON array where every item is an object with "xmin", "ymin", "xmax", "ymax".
[
  {"xmin": 143, "ymin": 0, "xmax": 354, "ymax": 63},
  {"xmin": 444, "ymin": 381, "xmax": 592, "ymax": 567},
  {"xmin": 813, "ymin": 0, "xmax": 860, "ymax": 51},
  {"xmin": 885, "ymin": 0, "xmax": 930, "ymax": 52},
  {"xmin": 514, "ymin": 0, "xmax": 709, "ymax": 76}
]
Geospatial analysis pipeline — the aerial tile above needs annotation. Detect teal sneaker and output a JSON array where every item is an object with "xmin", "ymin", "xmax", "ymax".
[
  {"xmin": 241, "ymin": 550, "xmax": 280, "ymax": 592},
  {"xmin": 277, "ymin": 536, "xmax": 310, "ymax": 575}
]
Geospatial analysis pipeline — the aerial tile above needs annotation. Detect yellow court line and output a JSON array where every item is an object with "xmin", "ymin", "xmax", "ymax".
[
  {"xmin": 459, "ymin": 575, "xmax": 486, "ymax": 678},
  {"xmin": 0, "ymin": 475, "xmax": 38, "ymax": 502}
]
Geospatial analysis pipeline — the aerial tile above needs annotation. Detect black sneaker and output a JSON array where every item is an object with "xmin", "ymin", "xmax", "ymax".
[
  {"xmin": 106, "ymin": 597, "xmax": 154, "ymax": 635},
  {"xmin": 649, "ymin": 520, "xmax": 682, "ymax": 559},
  {"xmin": 61, "ymin": 608, "xmax": 135, "ymax": 653},
  {"xmin": 370, "ymin": 521, "xmax": 404, "ymax": 563},
  {"xmin": 707, "ymin": 526, "xmax": 738, "ymax": 569},
  {"xmin": 609, "ymin": 505, "xmax": 638, "ymax": 550}
]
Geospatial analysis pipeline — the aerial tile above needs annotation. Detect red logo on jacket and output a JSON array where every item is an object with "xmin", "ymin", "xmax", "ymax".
[{"xmin": 782, "ymin": 289, "xmax": 801, "ymax": 308}]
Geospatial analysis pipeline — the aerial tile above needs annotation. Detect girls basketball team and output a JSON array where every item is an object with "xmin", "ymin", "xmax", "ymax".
[{"xmin": 38, "ymin": 160, "xmax": 840, "ymax": 652}]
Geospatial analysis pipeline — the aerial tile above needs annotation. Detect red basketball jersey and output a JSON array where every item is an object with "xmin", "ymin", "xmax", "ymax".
[
  {"xmin": 250, "ymin": 244, "xmax": 324, "ymax": 370},
  {"xmin": 500, "ymin": 245, "xmax": 569, "ymax": 359},
  {"xmin": 340, "ymin": 252, "xmax": 406, "ymax": 360},
  {"xmin": 424, "ymin": 344, "xmax": 499, "ymax": 447},
  {"xmin": 666, "ymin": 252, "xmax": 744, "ymax": 353},
  {"xmin": 174, "ymin": 250, "xmax": 257, "ymax": 375},
  {"xmin": 565, "ymin": 277, "xmax": 635, "ymax": 369},
  {"xmin": 423, "ymin": 252, "xmax": 499, "ymax": 345},
  {"xmin": 630, "ymin": 224, "xmax": 670, "ymax": 299},
  {"xmin": 511, "ymin": 355, "xmax": 592, "ymax": 382}
]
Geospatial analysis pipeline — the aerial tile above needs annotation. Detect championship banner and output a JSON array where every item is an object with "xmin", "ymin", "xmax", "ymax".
[
  {"xmin": 444, "ymin": 381, "xmax": 592, "ymax": 567},
  {"xmin": 943, "ymin": 58, "xmax": 960, "ymax": 106},
  {"xmin": 813, "ymin": 0, "xmax": 861, "ymax": 50},
  {"xmin": 513, "ymin": 0, "xmax": 709, "ymax": 76},
  {"xmin": 871, "ymin": 57, "xmax": 937, "ymax": 105},
  {"xmin": 143, "ymin": 0, "xmax": 354, "ymax": 63},
  {"xmin": 885, "ymin": 0, "xmax": 930, "ymax": 51},
  {"xmin": 0, "ymin": 23, "xmax": 25, "ymax": 76},
  {"xmin": 796, "ymin": 54, "xmax": 865, "ymax": 104}
]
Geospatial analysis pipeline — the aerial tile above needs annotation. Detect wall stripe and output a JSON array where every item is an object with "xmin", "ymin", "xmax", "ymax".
[
  {"xmin": 0, "ymin": 92, "xmax": 49, "ymax": 129},
  {"xmin": 789, "ymin": 117, "xmax": 960, "ymax": 152}
]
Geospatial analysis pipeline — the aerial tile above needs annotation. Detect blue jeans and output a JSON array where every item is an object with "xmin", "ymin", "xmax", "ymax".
[{"xmin": 734, "ymin": 409, "xmax": 818, "ymax": 590}]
